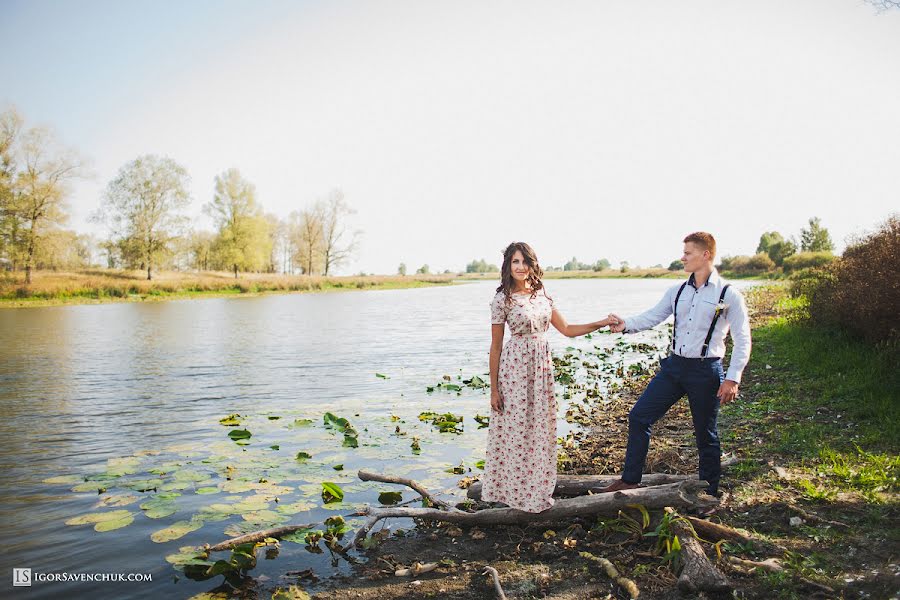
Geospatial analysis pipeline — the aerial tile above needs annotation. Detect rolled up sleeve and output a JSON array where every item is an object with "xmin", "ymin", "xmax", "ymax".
[{"xmin": 624, "ymin": 286, "xmax": 676, "ymax": 333}]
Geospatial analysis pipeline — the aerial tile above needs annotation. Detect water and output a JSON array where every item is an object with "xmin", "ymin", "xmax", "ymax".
[{"xmin": 0, "ymin": 278, "xmax": 758, "ymax": 599}]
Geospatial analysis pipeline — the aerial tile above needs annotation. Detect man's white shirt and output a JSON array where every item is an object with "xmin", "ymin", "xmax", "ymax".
[{"xmin": 622, "ymin": 269, "xmax": 751, "ymax": 383}]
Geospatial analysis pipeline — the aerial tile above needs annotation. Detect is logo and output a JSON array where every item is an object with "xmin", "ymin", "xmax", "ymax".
[{"xmin": 13, "ymin": 568, "xmax": 32, "ymax": 586}]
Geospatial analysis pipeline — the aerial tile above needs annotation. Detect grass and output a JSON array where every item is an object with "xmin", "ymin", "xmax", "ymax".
[
  {"xmin": 716, "ymin": 285, "xmax": 899, "ymax": 598},
  {"xmin": 725, "ymin": 290, "xmax": 899, "ymax": 503},
  {"xmin": 0, "ymin": 269, "xmax": 458, "ymax": 307}
]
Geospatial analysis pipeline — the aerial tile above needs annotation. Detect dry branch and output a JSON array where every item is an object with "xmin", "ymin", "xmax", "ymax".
[
  {"xmin": 482, "ymin": 566, "xmax": 508, "ymax": 600},
  {"xmin": 467, "ymin": 473, "xmax": 691, "ymax": 500},
  {"xmin": 579, "ymin": 551, "xmax": 640, "ymax": 598},
  {"xmin": 350, "ymin": 470, "xmax": 717, "ymax": 549},
  {"xmin": 359, "ymin": 469, "xmax": 455, "ymax": 510},
  {"xmin": 684, "ymin": 516, "xmax": 753, "ymax": 544},
  {"xmin": 206, "ymin": 524, "xmax": 314, "ymax": 552},
  {"xmin": 671, "ymin": 517, "xmax": 731, "ymax": 593}
]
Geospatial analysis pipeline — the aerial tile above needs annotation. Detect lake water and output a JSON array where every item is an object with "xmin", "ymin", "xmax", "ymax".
[{"xmin": 0, "ymin": 278, "xmax": 759, "ymax": 599}]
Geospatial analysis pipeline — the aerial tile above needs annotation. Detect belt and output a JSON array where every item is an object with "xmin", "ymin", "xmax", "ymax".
[{"xmin": 670, "ymin": 353, "xmax": 721, "ymax": 362}]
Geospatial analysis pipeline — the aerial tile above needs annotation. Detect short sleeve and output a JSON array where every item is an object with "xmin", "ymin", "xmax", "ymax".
[{"xmin": 490, "ymin": 292, "xmax": 507, "ymax": 325}]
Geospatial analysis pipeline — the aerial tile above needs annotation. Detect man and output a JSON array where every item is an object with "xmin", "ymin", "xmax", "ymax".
[{"xmin": 602, "ymin": 232, "xmax": 751, "ymax": 500}]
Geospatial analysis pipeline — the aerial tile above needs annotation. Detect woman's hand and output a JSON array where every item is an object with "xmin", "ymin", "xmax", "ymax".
[{"xmin": 490, "ymin": 388, "xmax": 504, "ymax": 413}]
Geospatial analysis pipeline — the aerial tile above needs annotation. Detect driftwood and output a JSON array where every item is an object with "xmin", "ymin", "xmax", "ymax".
[
  {"xmin": 726, "ymin": 555, "xmax": 783, "ymax": 572},
  {"xmin": 483, "ymin": 566, "xmax": 508, "ymax": 600},
  {"xmin": 206, "ymin": 524, "xmax": 314, "ymax": 552},
  {"xmin": 670, "ymin": 515, "xmax": 731, "ymax": 593},
  {"xmin": 350, "ymin": 470, "xmax": 717, "ymax": 549},
  {"xmin": 467, "ymin": 473, "xmax": 691, "ymax": 500},
  {"xmin": 579, "ymin": 551, "xmax": 640, "ymax": 599},
  {"xmin": 684, "ymin": 516, "xmax": 753, "ymax": 544},
  {"xmin": 358, "ymin": 469, "xmax": 454, "ymax": 510}
]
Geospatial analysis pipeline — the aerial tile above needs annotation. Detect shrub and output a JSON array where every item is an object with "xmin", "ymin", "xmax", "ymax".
[
  {"xmin": 723, "ymin": 253, "xmax": 775, "ymax": 274},
  {"xmin": 783, "ymin": 251, "xmax": 835, "ymax": 273},
  {"xmin": 794, "ymin": 215, "xmax": 899, "ymax": 344}
]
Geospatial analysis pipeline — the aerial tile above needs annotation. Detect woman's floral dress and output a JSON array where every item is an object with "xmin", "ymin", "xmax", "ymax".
[{"xmin": 482, "ymin": 289, "xmax": 557, "ymax": 513}]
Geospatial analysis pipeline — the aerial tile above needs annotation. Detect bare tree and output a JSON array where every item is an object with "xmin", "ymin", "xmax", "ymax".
[
  {"xmin": 98, "ymin": 155, "xmax": 191, "ymax": 280},
  {"xmin": 291, "ymin": 206, "xmax": 324, "ymax": 275},
  {"xmin": 320, "ymin": 189, "xmax": 359, "ymax": 275}
]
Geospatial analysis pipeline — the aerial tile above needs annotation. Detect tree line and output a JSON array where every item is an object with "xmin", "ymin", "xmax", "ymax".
[
  {"xmin": 0, "ymin": 107, "xmax": 358, "ymax": 281},
  {"xmin": 719, "ymin": 217, "xmax": 835, "ymax": 275}
]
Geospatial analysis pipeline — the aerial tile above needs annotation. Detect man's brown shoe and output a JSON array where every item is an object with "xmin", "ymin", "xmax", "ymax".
[{"xmin": 596, "ymin": 479, "xmax": 641, "ymax": 493}]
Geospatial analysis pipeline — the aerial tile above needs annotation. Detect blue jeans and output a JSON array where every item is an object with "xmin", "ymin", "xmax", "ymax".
[{"xmin": 622, "ymin": 354, "xmax": 725, "ymax": 495}]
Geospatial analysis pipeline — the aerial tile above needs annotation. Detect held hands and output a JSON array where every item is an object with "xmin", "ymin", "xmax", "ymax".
[
  {"xmin": 607, "ymin": 313, "xmax": 626, "ymax": 333},
  {"xmin": 717, "ymin": 379, "xmax": 739, "ymax": 405},
  {"xmin": 490, "ymin": 388, "xmax": 504, "ymax": 413}
]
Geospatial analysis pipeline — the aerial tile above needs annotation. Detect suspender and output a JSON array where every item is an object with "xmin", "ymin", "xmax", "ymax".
[
  {"xmin": 671, "ymin": 282, "xmax": 688, "ymax": 352},
  {"xmin": 672, "ymin": 280, "xmax": 731, "ymax": 358},
  {"xmin": 701, "ymin": 284, "xmax": 731, "ymax": 357}
]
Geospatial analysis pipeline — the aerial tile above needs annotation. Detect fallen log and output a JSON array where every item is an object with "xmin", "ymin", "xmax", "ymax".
[
  {"xmin": 206, "ymin": 524, "xmax": 314, "ymax": 552},
  {"xmin": 726, "ymin": 556, "xmax": 783, "ymax": 572},
  {"xmin": 467, "ymin": 473, "xmax": 691, "ymax": 500},
  {"xmin": 671, "ymin": 516, "xmax": 731, "ymax": 593},
  {"xmin": 359, "ymin": 469, "xmax": 455, "ymax": 510},
  {"xmin": 684, "ymin": 516, "xmax": 753, "ymax": 545},
  {"xmin": 350, "ymin": 470, "xmax": 717, "ymax": 549}
]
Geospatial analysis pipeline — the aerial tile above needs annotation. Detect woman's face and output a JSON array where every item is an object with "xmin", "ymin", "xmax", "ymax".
[{"xmin": 510, "ymin": 250, "xmax": 530, "ymax": 283}]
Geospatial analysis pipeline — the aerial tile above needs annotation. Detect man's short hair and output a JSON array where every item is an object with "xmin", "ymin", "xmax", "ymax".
[{"xmin": 683, "ymin": 232, "xmax": 716, "ymax": 259}]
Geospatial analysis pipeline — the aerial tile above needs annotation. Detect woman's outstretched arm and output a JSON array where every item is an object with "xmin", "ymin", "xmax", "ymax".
[{"xmin": 550, "ymin": 309, "xmax": 611, "ymax": 338}]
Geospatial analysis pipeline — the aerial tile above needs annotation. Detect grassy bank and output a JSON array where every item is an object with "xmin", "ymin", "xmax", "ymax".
[
  {"xmin": 0, "ymin": 270, "xmax": 457, "ymax": 308},
  {"xmin": 305, "ymin": 284, "xmax": 897, "ymax": 600}
]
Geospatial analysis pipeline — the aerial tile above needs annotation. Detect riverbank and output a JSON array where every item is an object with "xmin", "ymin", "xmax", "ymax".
[
  {"xmin": 0, "ymin": 270, "xmax": 457, "ymax": 308},
  {"xmin": 297, "ymin": 285, "xmax": 897, "ymax": 600}
]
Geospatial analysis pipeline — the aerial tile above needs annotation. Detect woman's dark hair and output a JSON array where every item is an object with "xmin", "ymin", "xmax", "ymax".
[{"xmin": 496, "ymin": 242, "xmax": 549, "ymax": 303}]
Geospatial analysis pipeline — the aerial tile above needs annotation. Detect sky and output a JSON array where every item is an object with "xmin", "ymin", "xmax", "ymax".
[{"xmin": 2, "ymin": 0, "xmax": 899, "ymax": 274}]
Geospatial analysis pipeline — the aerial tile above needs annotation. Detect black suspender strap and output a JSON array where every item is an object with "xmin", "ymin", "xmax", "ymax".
[
  {"xmin": 671, "ymin": 281, "xmax": 688, "ymax": 352},
  {"xmin": 701, "ymin": 284, "xmax": 731, "ymax": 358}
]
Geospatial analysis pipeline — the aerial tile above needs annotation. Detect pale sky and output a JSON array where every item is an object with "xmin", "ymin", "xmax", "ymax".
[{"xmin": 2, "ymin": 0, "xmax": 899, "ymax": 274}]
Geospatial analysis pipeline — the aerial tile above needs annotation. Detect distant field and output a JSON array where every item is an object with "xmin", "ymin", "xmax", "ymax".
[{"xmin": 0, "ymin": 269, "xmax": 457, "ymax": 307}]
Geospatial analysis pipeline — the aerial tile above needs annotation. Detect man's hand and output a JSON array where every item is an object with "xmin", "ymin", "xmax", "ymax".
[
  {"xmin": 608, "ymin": 313, "xmax": 626, "ymax": 333},
  {"xmin": 490, "ymin": 389, "xmax": 504, "ymax": 413},
  {"xmin": 717, "ymin": 379, "xmax": 739, "ymax": 405}
]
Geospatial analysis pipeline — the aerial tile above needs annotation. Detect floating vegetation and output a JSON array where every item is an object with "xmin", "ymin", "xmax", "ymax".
[
  {"xmin": 321, "ymin": 482, "xmax": 344, "ymax": 504},
  {"xmin": 218, "ymin": 414, "xmax": 242, "ymax": 427},
  {"xmin": 375, "ymin": 373, "xmax": 390, "ymax": 379},
  {"xmin": 418, "ymin": 411, "xmax": 464, "ymax": 434},
  {"xmin": 66, "ymin": 510, "xmax": 135, "ymax": 532},
  {"xmin": 474, "ymin": 414, "xmax": 490, "ymax": 428},
  {"xmin": 378, "ymin": 491, "xmax": 403, "ymax": 505}
]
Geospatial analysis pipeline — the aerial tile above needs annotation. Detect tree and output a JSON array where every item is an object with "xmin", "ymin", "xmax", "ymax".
[
  {"xmin": 668, "ymin": 260, "xmax": 683, "ymax": 271},
  {"xmin": 15, "ymin": 126, "xmax": 85, "ymax": 283},
  {"xmin": 800, "ymin": 217, "xmax": 834, "ymax": 253},
  {"xmin": 187, "ymin": 230, "xmax": 216, "ymax": 271},
  {"xmin": 320, "ymin": 189, "xmax": 359, "ymax": 275},
  {"xmin": 466, "ymin": 258, "xmax": 499, "ymax": 273},
  {"xmin": 619, "ymin": 261, "xmax": 630, "ymax": 273},
  {"xmin": 0, "ymin": 108, "xmax": 24, "ymax": 270},
  {"xmin": 291, "ymin": 206, "xmax": 324, "ymax": 275},
  {"xmin": 756, "ymin": 230, "xmax": 797, "ymax": 267},
  {"xmin": 593, "ymin": 258, "xmax": 611, "ymax": 271},
  {"xmin": 205, "ymin": 168, "xmax": 271, "ymax": 278},
  {"xmin": 98, "ymin": 155, "xmax": 191, "ymax": 280},
  {"xmin": 416, "ymin": 264, "xmax": 430, "ymax": 274},
  {"xmin": 397, "ymin": 262, "xmax": 407, "ymax": 276}
]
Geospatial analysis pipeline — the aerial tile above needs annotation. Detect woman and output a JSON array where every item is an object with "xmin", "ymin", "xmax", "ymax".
[{"xmin": 482, "ymin": 242, "xmax": 612, "ymax": 513}]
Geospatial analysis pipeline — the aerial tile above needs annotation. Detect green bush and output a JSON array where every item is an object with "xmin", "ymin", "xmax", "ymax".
[
  {"xmin": 722, "ymin": 253, "xmax": 775, "ymax": 274},
  {"xmin": 783, "ymin": 251, "xmax": 834, "ymax": 273},
  {"xmin": 793, "ymin": 216, "xmax": 899, "ymax": 343}
]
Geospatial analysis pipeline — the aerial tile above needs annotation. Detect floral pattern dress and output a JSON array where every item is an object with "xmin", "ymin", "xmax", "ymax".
[{"xmin": 482, "ymin": 289, "xmax": 558, "ymax": 513}]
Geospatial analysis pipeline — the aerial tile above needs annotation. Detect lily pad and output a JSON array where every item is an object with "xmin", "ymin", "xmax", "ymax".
[
  {"xmin": 96, "ymin": 494, "xmax": 140, "ymax": 508},
  {"xmin": 66, "ymin": 510, "xmax": 135, "ymax": 532},
  {"xmin": 378, "ymin": 491, "xmax": 403, "ymax": 505},
  {"xmin": 195, "ymin": 487, "xmax": 219, "ymax": 495},
  {"xmin": 275, "ymin": 500, "xmax": 315, "ymax": 515},
  {"xmin": 151, "ymin": 518, "xmax": 204, "ymax": 543},
  {"xmin": 43, "ymin": 475, "xmax": 84, "ymax": 485},
  {"xmin": 228, "ymin": 429, "xmax": 252, "ymax": 441},
  {"xmin": 219, "ymin": 414, "xmax": 242, "ymax": 426},
  {"xmin": 140, "ymin": 497, "xmax": 178, "ymax": 519},
  {"xmin": 295, "ymin": 452, "xmax": 312, "ymax": 462}
]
